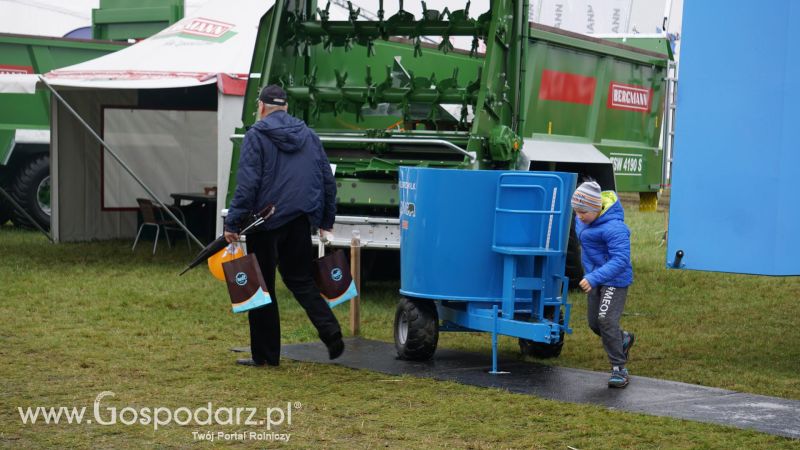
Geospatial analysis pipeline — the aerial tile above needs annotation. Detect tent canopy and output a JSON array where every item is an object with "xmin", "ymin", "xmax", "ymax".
[
  {"xmin": 46, "ymin": 0, "xmax": 273, "ymax": 244},
  {"xmin": 45, "ymin": 0, "xmax": 273, "ymax": 93},
  {"xmin": 0, "ymin": 74, "xmax": 39, "ymax": 94}
]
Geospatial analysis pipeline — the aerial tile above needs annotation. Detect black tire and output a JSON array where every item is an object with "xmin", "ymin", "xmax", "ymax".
[
  {"xmin": 565, "ymin": 216, "xmax": 583, "ymax": 290},
  {"xmin": 10, "ymin": 155, "xmax": 50, "ymax": 231},
  {"xmin": 519, "ymin": 335, "xmax": 564, "ymax": 359},
  {"xmin": 394, "ymin": 296, "xmax": 439, "ymax": 361},
  {"xmin": 519, "ymin": 308, "xmax": 565, "ymax": 358},
  {"xmin": 0, "ymin": 193, "xmax": 11, "ymax": 226}
]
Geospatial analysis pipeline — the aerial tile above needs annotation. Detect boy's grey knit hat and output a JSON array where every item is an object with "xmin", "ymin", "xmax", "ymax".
[{"xmin": 571, "ymin": 181, "xmax": 602, "ymax": 212}]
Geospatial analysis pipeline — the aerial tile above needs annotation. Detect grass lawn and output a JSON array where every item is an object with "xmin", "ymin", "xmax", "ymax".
[{"xmin": 1, "ymin": 200, "xmax": 799, "ymax": 448}]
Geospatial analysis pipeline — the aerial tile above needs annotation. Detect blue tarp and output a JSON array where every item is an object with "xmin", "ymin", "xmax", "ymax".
[{"xmin": 667, "ymin": 0, "xmax": 799, "ymax": 275}]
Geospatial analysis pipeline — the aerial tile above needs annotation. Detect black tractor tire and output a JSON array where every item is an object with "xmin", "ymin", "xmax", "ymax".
[
  {"xmin": 519, "ymin": 335, "xmax": 564, "ymax": 359},
  {"xmin": 565, "ymin": 217, "xmax": 583, "ymax": 290},
  {"xmin": 519, "ymin": 308, "xmax": 565, "ymax": 359},
  {"xmin": 0, "ymin": 191, "xmax": 11, "ymax": 226},
  {"xmin": 10, "ymin": 155, "xmax": 50, "ymax": 231},
  {"xmin": 394, "ymin": 296, "xmax": 439, "ymax": 361}
]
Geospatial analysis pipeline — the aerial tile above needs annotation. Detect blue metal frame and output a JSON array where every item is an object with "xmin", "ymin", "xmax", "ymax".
[
  {"xmin": 399, "ymin": 167, "xmax": 577, "ymax": 374},
  {"xmin": 435, "ymin": 273, "xmax": 571, "ymax": 374}
]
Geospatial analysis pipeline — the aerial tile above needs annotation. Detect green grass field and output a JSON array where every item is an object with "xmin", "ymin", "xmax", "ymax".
[{"xmin": 1, "ymin": 201, "xmax": 799, "ymax": 448}]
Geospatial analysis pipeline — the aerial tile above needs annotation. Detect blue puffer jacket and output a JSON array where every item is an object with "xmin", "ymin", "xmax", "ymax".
[
  {"xmin": 574, "ymin": 191, "xmax": 633, "ymax": 288},
  {"xmin": 224, "ymin": 111, "xmax": 336, "ymax": 233}
]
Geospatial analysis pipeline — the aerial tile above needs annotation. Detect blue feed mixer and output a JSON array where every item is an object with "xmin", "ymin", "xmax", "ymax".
[{"xmin": 396, "ymin": 167, "xmax": 577, "ymax": 373}]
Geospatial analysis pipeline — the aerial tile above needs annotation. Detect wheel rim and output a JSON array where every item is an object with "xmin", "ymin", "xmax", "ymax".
[
  {"xmin": 397, "ymin": 311, "xmax": 409, "ymax": 345},
  {"xmin": 36, "ymin": 176, "xmax": 51, "ymax": 217}
]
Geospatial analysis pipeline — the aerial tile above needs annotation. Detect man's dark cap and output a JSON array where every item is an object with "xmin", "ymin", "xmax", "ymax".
[{"xmin": 258, "ymin": 85, "xmax": 288, "ymax": 106}]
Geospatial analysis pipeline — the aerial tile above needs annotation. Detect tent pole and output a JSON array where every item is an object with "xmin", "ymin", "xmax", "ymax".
[
  {"xmin": 0, "ymin": 184, "xmax": 54, "ymax": 243},
  {"xmin": 38, "ymin": 76, "xmax": 205, "ymax": 249}
]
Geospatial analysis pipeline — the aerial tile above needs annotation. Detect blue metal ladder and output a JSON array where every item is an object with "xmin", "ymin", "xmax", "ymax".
[{"xmin": 489, "ymin": 173, "xmax": 566, "ymax": 374}]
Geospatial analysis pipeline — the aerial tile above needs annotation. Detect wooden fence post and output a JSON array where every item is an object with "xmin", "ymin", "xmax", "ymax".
[{"xmin": 350, "ymin": 229, "xmax": 361, "ymax": 336}]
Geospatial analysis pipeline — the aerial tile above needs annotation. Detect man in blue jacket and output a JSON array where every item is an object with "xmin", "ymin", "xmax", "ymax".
[
  {"xmin": 572, "ymin": 181, "xmax": 635, "ymax": 387},
  {"xmin": 224, "ymin": 85, "xmax": 343, "ymax": 367}
]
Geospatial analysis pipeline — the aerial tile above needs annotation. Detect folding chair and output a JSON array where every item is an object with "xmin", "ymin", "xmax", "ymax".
[{"xmin": 132, "ymin": 198, "xmax": 191, "ymax": 255}]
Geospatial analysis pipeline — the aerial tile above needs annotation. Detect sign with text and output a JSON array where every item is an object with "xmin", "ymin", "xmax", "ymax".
[
  {"xmin": 0, "ymin": 64, "xmax": 33, "ymax": 75},
  {"xmin": 607, "ymin": 82, "xmax": 652, "ymax": 112}
]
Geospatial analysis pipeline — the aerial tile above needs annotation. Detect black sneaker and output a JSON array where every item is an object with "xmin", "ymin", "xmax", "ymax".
[
  {"xmin": 236, "ymin": 358, "xmax": 269, "ymax": 367},
  {"xmin": 622, "ymin": 331, "xmax": 635, "ymax": 360},
  {"xmin": 236, "ymin": 358, "xmax": 278, "ymax": 367},
  {"xmin": 327, "ymin": 339, "xmax": 345, "ymax": 360}
]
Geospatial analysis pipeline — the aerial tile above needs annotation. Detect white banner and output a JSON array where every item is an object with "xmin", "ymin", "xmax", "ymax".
[{"xmin": 532, "ymin": 0, "xmax": 633, "ymax": 35}]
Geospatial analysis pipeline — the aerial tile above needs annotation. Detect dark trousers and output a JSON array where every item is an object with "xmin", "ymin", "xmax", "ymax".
[
  {"xmin": 245, "ymin": 214, "xmax": 342, "ymax": 365},
  {"xmin": 587, "ymin": 286, "xmax": 629, "ymax": 368}
]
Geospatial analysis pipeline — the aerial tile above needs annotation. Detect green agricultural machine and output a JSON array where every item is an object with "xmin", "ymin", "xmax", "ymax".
[
  {"xmin": 0, "ymin": 34, "xmax": 127, "ymax": 229},
  {"xmin": 231, "ymin": 0, "xmax": 670, "ymax": 279},
  {"xmin": 0, "ymin": 0, "xmax": 184, "ymax": 230}
]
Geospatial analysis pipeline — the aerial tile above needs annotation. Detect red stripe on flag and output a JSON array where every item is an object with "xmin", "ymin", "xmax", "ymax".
[{"xmin": 538, "ymin": 69, "xmax": 596, "ymax": 105}]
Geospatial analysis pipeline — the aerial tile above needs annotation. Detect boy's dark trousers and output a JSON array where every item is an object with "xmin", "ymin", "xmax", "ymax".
[
  {"xmin": 587, "ymin": 285, "xmax": 629, "ymax": 368},
  {"xmin": 245, "ymin": 214, "xmax": 342, "ymax": 365}
]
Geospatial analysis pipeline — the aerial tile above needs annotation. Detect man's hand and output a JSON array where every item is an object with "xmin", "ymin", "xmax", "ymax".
[
  {"xmin": 319, "ymin": 228, "xmax": 334, "ymax": 243},
  {"xmin": 579, "ymin": 278, "xmax": 593, "ymax": 293},
  {"xmin": 224, "ymin": 231, "xmax": 240, "ymax": 244}
]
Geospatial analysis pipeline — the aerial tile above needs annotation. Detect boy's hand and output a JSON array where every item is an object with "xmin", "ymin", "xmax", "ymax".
[
  {"xmin": 224, "ymin": 231, "xmax": 239, "ymax": 244},
  {"xmin": 579, "ymin": 278, "xmax": 593, "ymax": 293}
]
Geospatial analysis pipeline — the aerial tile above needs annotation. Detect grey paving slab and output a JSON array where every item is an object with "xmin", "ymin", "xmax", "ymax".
[{"xmin": 261, "ymin": 338, "xmax": 800, "ymax": 439}]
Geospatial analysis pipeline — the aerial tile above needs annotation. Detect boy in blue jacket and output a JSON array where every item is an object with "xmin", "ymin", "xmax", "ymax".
[{"xmin": 572, "ymin": 181, "xmax": 635, "ymax": 388}]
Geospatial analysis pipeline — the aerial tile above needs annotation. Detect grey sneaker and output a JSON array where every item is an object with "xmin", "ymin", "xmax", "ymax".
[
  {"xmin": 608, "ymin": 367, "xmax": 630, "ymax": 388},
  {"xmin": 622, "ymin": 331, "xmax": 635, "ymax": 360}
]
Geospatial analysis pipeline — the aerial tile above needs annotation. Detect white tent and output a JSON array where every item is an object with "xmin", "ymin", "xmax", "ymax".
[{"xmin": 41, "ymin": 0, "xmax": 273, "ymax": 243}]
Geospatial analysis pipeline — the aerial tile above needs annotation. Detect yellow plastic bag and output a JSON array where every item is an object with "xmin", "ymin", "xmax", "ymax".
[{"xmin": 208, "ymin": 243, "xmax": 245, "ymax": 281}]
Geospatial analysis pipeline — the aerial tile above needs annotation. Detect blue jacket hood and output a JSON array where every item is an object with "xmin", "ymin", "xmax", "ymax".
[
  {"xmin": 593, "ymin": 195, "xmax": 625, "ymax": 226},
  {"xmin": 252, "ymin": 110, "xmax": 308, "ymax": 154},
  {"xmin": 224, "ymin": 111, "xmax": 337, "ymax": 233},
  {"xmin": 574, "ymin": 191, "xmax": 633, "ymax": 288}
]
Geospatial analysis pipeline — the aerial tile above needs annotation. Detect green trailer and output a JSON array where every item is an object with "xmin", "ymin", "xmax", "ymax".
[
  {"xmin": 92, "ymin": 0, "xmax": 184, "ymax": 41},
  {"xmin": 0, "ymin": 0, "xmax": 186, "ymax": 230},
  {"xmin": 229, "ymin": 1, "xmax": 669, "ymax": 276},
  {"xmin": 0, "ymin": 34, "xmax": 128, "ymax": 228}
]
